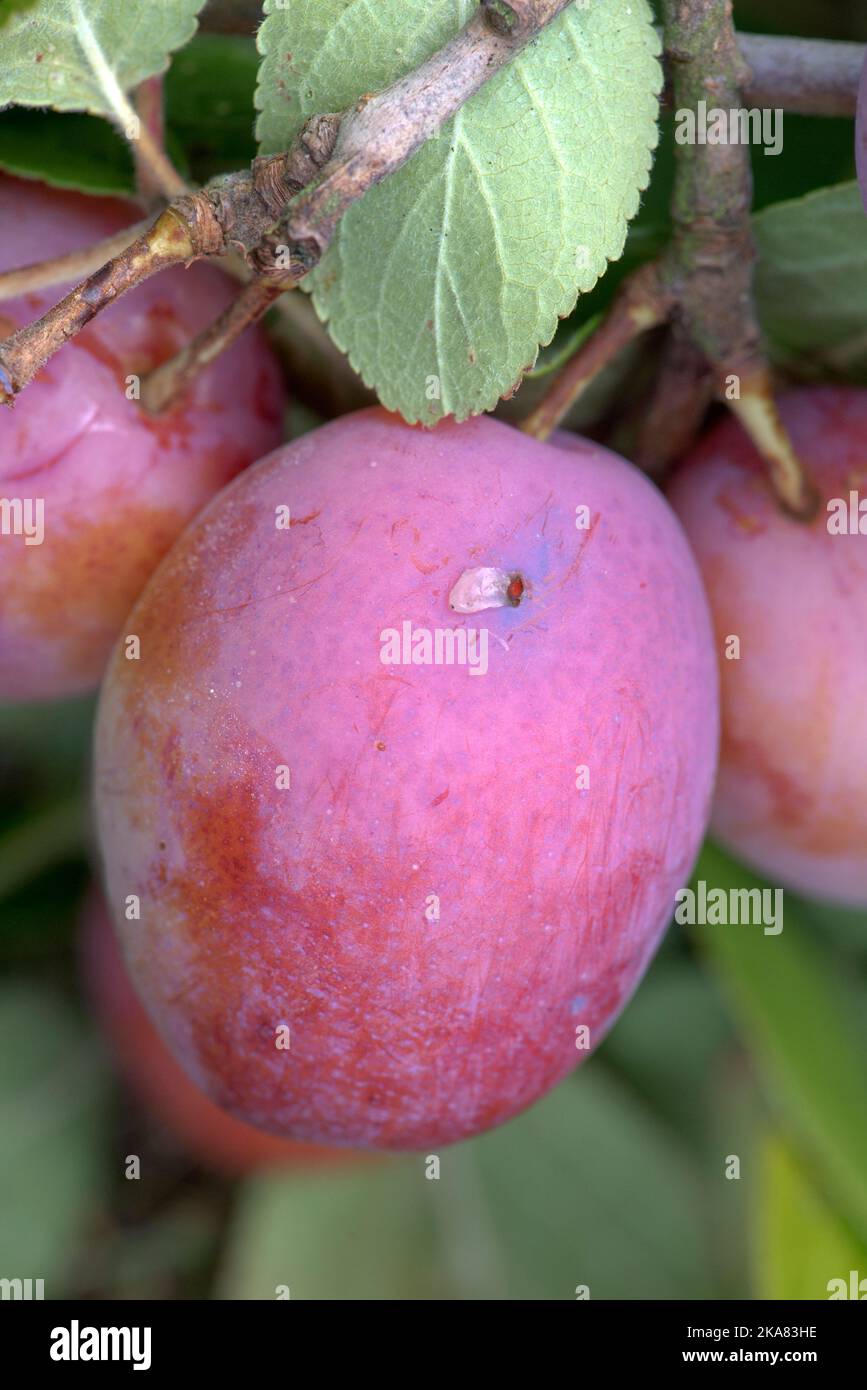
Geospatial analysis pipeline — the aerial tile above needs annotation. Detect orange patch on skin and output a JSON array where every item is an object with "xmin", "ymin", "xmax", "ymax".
[
  {"xmin": 723, "ymin": 721, "xmax": 867, "ymax": 856},
  {"xmin": 1, "ymin": 500, "xmax": 185, "ymax": 682}
]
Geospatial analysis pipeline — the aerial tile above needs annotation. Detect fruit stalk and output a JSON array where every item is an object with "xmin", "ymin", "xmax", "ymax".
[{"xmin": 131, "ymin": 76, "xmax": 186, "ymax": 204}]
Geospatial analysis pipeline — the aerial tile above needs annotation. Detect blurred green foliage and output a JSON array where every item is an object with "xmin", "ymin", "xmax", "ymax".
[{"xmin": 0, "ymin": 3, "xmax": 866, "ymax": 1301}]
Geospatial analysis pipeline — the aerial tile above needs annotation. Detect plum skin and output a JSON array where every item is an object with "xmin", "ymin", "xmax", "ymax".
[
  {"xmin": 0, "ymin": 175, "xmax": 285, "ymax": 701},
  {"xmin": 668, "ymin": 387, "xmax": 867, "ymax": 906},
  {"xmin": 81, "ymin": 889, "xmax": 358, "ymax": 1175},
  {"xmin": 94, "ymin": 407, "xmax": 719, "ymax": 1150}
]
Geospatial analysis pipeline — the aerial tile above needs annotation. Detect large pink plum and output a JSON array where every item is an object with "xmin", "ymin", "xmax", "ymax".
[
  {"xmin": 94, "ymin": 408, "xmax": 719, "ymax": 1150},
  {"xmin": 81, "ymin": 889, "xmax": 361, "ymax": 1175},
  {"xmin": 669, "ymin": 387, "xmax": 867, "ymax": 905},
  {"xmin": 0, "ymin": 175, "xmax": 285, "ymax": 700}
]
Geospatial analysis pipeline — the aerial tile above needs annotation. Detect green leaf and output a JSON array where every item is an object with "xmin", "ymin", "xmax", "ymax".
[
  {"xmin": 0, "ymin": 0, "xmax": 41, "ymax": 28},
  {"xmin": 220, "ymin": 1070, "xmax": 715, "ymax": 1300},
  {"xmin": 0, "ymin": 0, "xmax": 205, "ymax": 119},
  {"xmin": 466, "ymin": 1069, "xmax": 716, "ymax": 1300},
  {"xmin": 693, "ymin": 842, "xmax": 867, "ymax": 1246},
  {"xmin": 165, "ymin": 34, "xmax": 260, "ymax": 184},
  {"xmin": 220, "ymin": 1161, "xmax": 445, "ymax": 1301},
  {"xmin": 600, "ymin": 956, "xmax": 732, "ymax": 1145},
  {"xmin": 0, "ymin": 106, "xmax": 134, "ymax": 194},
  {"xmin": 754, "ymin": 181, "xmax": 867, "ymax": 381},
  {"xmin": 755, "ymin": 1130, "xmax": 867, "ymax": 1301},
  {"xmin": 0, "ymin": 797, "xmax": 85, "ymax": 901},
  {"xmin": 525, "ymin": 313, "xmax": 602, "ymax": 380},
  {"xmin": 256, "ymin": 0, "xmax": 662, "ymax": 424},
  {"xmin": 0, "ymin": 983, "xmax": 109, "ymax": 1290}
]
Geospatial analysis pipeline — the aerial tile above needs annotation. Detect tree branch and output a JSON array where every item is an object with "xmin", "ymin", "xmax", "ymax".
[
  {"xmin": 0, "ymin": 0, "xmax": 576, "ymax": 408},
  {"xmin": 0, "ymin": 211, "xmax": 195, "ymax": 402},
  {"xmin": 657, "ymin": 0, "xmax": 818, "ymax": 517},
  {"xmin": 278, "ymin": 0, "xmax": 575, "ymax": 268},
  {"xmin": 737, "ymin": 33, "xmax": 863, "ymax": 117},
  {"xmin": 202, "ymin": 3, "xmax": 865, "ymax": 115}
]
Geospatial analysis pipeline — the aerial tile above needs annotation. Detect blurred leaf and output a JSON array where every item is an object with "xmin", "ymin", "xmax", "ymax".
[
  {"xmin": 106, "ymin": 1200, "xmax": 221, "ymax": 1297},
  {"xmin": 706, "ymin": 1053, "xmax": 764, "ymax": 1300},
  {"xmin": 694, "ymin": 842, "xmax": 867, "ymax": 1246},
  {"xmin": 754, "ymin": 182, "xmax": 867, "ymax": 381},
  {"xmin": 220, "ymin": 1160, "xmax": 445, "ymax": 1301},
  {"xmin": 465, "ymin": 1070, "xmax": 716, "ymax": 1300},
  {"xmin": 0, "ymin": 696, "xmax": 96, "ymax": 799},
  {"xmin": 0, "ymin": 861, "xmax": 87, "ymax": 962},
  {"xmin": 599, "ymin": 956, "xmax": 732, "ymax": 1144},
  {"xmin": 0, "ymin": 0, "xmax": 204, "ymax": 117},
  {"xmin": 798, "ymin": 895, "xmax": 867, "ymax": 960},
  {"xmin": 0, "ymin": 34, "xmax": 262, "ymax": 197},
  {"xmin": 0, "ymin": 0, "xmax": 42, "ymax": 28},
  {"xmin": 257, "ymin": 0, "xmax": 662, "ymax": 423},
  {"xmin": 751, "ymin": 116, "xmax": 856, "ymax": 212},
  {"xmin": 165, "ymin": 34, "xmax": 259, "ymax": 183},
  {"xmin": 0, "ymin": 797, "xmax": 85, "ymax": 901},
  {"xmin": 0, "ymin": 106, "xmax": 134, "ymax": 193},
  {"xmin": 0, "ymin": 982, "xmax": 109, "ymax": 1290},
  {"xmin": 221, "ymin": 1069, "xmax": 716, "ymax": 1300},
  {"xmin": 755, "ymin": 1130, "xmax": 867, "ymax": 1300}
]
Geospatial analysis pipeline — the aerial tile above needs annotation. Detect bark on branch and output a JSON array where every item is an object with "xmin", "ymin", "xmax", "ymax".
[
  {"xmin": 0, "ymin": 0, "xmax": 574, "ymax": 406},
  {"xmin": 283, "ymin": 0, "xmax": 575, "ymax": 266}
]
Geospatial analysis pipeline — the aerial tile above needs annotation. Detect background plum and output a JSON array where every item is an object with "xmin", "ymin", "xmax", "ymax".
[
  {"xmin": 0, "ymin": 175, "xmax": 285, "ymax": 702},
  {"xmin": 94, "ymin": 407, "xmax": 719, "ymax": 1150},
  {"xmin": 668, "ymin": 387, "xmax": 867, "ymax": 906},
  {"xmin": 81, "ymin": 888, "xmax": 355, "ymax": 1176}
]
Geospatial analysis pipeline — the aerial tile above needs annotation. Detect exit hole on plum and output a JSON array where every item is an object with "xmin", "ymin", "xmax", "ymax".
[
  {"xmin": 507, "ymin": 573, "xmax": 525, "ymax": 606},
  {"xmin": 448, "ymin": 565, "xmax": 529, "ymax": 613}
]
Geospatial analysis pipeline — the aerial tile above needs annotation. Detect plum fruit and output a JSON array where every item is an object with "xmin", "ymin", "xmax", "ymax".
[
  {"xmin": 0, "ymin": 175, "xmax": 285, "ymax": 701},
  {"xmin": 669, "ymin": 386, "xmax": 867, "ymax": 906},
  {"xmin": 81, "ymin": 889, "xmax": 353, "ymax": 1175},
  {"xmin": 94, "ymin": 407, "xmax": 719, "ymax": 1150}
]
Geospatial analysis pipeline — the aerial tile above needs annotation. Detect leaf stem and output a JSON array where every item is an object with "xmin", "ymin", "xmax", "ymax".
[
  {"xmin": 141, "ymin": 277, "xmax": 290, "ymax": 414},
  {"xmin": 520, "ymin": 263, "xmax": 673, "ymax": 441},
  {"xmin": 0, "ymin": 223, "xmax": 150, "ymax": 303},
  {"xmin": 131, "ymin": 76, "xmax": 187, "ymax": 204}
]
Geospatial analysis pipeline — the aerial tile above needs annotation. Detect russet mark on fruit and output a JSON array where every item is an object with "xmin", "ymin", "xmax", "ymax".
[
  {"xmin": 669, "ymin": 386, "xmax": 867, "ymax": 906},
  {"xmin": 81, "ymin": 890, "xmax": 359, "ymax": 1176},
  {"xmin": 0, "ymin": 175, "xmax": 285, "ymax": 701},
  {"xmin": 95, "ymin": 408, "xmax": 719, "ymax": 1150}
]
